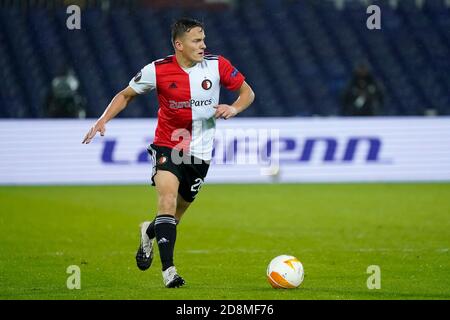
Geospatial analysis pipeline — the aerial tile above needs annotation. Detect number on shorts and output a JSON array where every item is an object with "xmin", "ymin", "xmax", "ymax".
[{"xmin": 191, "ymin": 178, "xmax": 204, "ymax": 194}]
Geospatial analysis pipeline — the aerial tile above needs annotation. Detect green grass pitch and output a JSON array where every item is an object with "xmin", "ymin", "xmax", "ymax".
[{"xmin": 0, "ymin": 183, "xmax": 449, "ymax": 300}]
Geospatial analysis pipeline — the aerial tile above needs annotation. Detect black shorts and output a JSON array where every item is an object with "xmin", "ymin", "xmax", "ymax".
[{"xmin": 147, "ymin": 144, "xmax": 210, "ymax": 203}]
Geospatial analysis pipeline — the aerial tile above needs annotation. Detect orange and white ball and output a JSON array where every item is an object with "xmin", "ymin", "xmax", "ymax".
[{"xmin": 266, "ymin": 255, "xmax": 304, "ymax": 289}]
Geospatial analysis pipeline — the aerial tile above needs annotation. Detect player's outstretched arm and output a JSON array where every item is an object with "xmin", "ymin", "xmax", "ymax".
[
  {"xmin": 82, "ymin": 86, "xmax": 138, "ymax": 144},
  {"xmin": 214, "ymin": 81, "xmax": 255, "ymax": 120}
]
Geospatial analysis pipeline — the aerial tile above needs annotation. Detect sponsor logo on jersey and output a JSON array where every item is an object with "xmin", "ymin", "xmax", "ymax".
[
  {"xmin": 201, "ymin": 79, "xmax": 212, "ymax": 90},
  {"xmin": 169, "ymin": 99, "xmax": 213, "ymax": 109},
  {"xmin": 169, "ymin": 82, "xmax": 178, "ymax": 89},
  {"xmin": 231, "ymin": 68, "xmax": 239, "ymax": 78}
]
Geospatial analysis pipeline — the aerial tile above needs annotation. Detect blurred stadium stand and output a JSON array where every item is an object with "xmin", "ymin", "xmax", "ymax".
[{"xmin": 0, "ymin": 0, "xmax": 449, "ymax": 118}]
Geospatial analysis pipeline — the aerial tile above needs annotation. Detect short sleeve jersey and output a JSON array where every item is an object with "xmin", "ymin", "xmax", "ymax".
[{"xmin": 129, "ymin": 54, "xmax": 245, "ymax": 161}]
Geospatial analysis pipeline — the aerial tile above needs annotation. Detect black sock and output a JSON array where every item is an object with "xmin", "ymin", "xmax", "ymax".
[
  {"xmin": 146, "ymin": 219, "xmax": 156, "ymax": 239},
  {"xmin": 154, "ymin": 215, "xmax": 177, "ymax": 271},
  {"xmin": 147, "ymin": 217, "xmax": 178, "ymax": 240}
]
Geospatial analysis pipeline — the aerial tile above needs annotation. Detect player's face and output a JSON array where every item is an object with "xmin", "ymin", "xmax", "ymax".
[{"xmin": 179, "ymin": 27, "xmax": 206, "ymax": 64}]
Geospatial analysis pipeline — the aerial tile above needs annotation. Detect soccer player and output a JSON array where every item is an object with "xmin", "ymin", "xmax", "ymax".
[{"xmin": 82, "ymin": 18, "xmax": 255, "ymax": 288}]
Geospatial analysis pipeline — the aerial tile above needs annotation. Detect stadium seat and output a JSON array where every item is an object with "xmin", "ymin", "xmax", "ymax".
[{"xmin": 0, "ymin": 1, "xmax": 448, "ymax": 118}]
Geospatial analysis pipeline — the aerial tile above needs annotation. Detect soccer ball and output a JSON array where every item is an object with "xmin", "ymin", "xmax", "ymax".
[{"xmin": 266, "ymin": 255, "xmax": 304, "ymax": 289}]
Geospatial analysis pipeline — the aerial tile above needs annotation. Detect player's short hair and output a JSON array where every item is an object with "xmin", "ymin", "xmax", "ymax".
[{"xmin": 171, "ymin": 18, "xmax": 204, "ymax": 44}]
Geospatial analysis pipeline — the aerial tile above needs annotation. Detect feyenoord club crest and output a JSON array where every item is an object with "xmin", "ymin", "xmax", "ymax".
[{"xmin": 201, "ymin": 79, "xmax": 212, "ymax": 90}]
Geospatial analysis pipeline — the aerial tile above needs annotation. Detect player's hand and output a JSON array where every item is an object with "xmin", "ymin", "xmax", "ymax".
[
  {"xmin": 82, "ymin": 120, "xmax": 106, "ymax": 144},
  {"xmin": 214, "ymin": 104, "xmax": 238, "ymax": 120}
]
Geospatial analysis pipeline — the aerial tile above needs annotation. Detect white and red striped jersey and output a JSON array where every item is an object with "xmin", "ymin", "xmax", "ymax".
[{"xmin": 129, "ymin": 54, "xmax": 245, "ymax": 161}]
